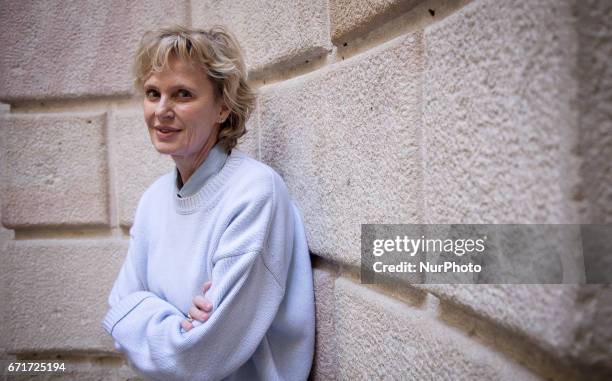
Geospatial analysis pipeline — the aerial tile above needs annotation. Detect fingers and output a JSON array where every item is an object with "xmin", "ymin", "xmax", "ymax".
[
  {"xmin": 181, "ymin": 319, "xmax": 193, "ymax": 332},
  {"xmin": 183, "ymin": 281, "xmax": 213, "ymax": 330},
  {"xmin": 202, "ymin": 281, "xmax": 212, "ymax": 293},
  {"xmin": 189, "ymin": 303, "xmax": 211, "ymax": 323},
  {"xmin": 193, "ymin": 295, "xmax": 213, "ymax": 312}
]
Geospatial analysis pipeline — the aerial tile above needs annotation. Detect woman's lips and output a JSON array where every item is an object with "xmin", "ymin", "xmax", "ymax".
[{"xmin": 155, "ymin": 126, "xmax": 181, "ymax": 140}]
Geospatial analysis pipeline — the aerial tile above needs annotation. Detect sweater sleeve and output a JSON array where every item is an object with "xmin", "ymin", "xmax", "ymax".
[
  {"xmin": 107, "ymin": 230, "xmax": 147, "ymax": 308},
  {"xmin": 105, "ymin": 226, "xmax": 149, "ymax": 352},
  {"xmin": 102, "ymin": 172, "xmax": 291, "ymax": 381}
]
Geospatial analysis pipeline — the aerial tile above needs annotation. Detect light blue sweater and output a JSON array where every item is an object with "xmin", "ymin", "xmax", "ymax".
[{"xmin": 102, "ymin": 149, "xmax": 315, "ymax": 381}]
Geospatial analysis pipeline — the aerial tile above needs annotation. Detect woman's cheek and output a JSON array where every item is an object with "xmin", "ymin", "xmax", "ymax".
[
  {"xmin": 143, "ymin": 103, "xmax": 154, "ymax": 124},
  {"xmin": 183, "ymin": 128, "xmax": 196, "ymax": 149}
]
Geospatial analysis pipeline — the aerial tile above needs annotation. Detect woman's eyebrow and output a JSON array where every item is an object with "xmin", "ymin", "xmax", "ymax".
[
  {"xmin": 144, "ymin": 82, "xmax": 197, "ymax": 92},
  {"xmin": 169, "ymin": 83, "xmax": 197, "ymax": 91},
  {"xmin": 142, "ymin": 79, "xmax": 159, "ymax": 88}
]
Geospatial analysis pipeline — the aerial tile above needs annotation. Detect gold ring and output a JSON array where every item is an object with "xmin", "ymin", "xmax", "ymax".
[{"xmin": 187, "ymin": 312, "xmax": 194, "ymax": 322}]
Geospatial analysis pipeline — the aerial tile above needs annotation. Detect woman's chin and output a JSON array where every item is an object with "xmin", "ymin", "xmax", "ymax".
[{"xmin": 152, "ymin": 141, "xmax": 179, "ymax": 155}]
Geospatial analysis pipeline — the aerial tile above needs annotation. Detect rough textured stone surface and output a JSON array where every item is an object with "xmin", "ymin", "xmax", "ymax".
[
  {"xmin": 110, "ymin": 110, "xmax": 173, "ymax": 227},
  {"xmin": 330, "ymin": 0, "xmax": 419, "ymax": 42},
  {"xmin": 311, "ymin": 264, "xmax": 338, "ymax": 380},
  {"xmin": 573, "ymin": 285, "xmax": 612, "ymax": 368},
  {"xmin": 423, "ymin": 0, "xmax": 578, "ymax": 224},
  {"xmin": 576, "ymin": 0, "xmax": 612, "ymax": 223},
  {"xmin": 2, "ymin": 239, "xmax": 128, "ymax": 353},
  {"xmin": 191, "ymin": 0, "xmax": 332, "ymax": 73},
  {"xmin": 0, "ymin": 103, "xmax": 12, "ymax": 358},
  {"xmin": 426, "ymin": 284, "xmax": 612, "ymax": 378},
  {"xmin": 335, "ymin": 278, "xmax": 538, "ymax": 379},
  {"xmin": 416, "ymin": 283, "xmax": 612, "ymax": 373},
  {"xmin": 0, "ymin": 1, "xmax": 189, "ymax": 101},
  {"xmin": 421, "ymin": 285, "xmax": 579, "ymax": 353},
  {"xmin": 421, "ymin": 0, "xmax": 612, "ymax": 368},
  {"xmin": 1, "ymin": 113, "xmax": 109, "ymax": 228},
  {"xmin": 0, "ymin": 229, "xmax": 13, "ymax": 356},
  {"xmin": 260, "ymin": 33, "xmax": 423, "ymax": 265}
]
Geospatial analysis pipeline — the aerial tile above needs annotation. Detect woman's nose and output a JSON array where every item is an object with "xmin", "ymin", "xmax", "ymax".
[{"xmin": 155, "ymin": 97, "xmax": 175, "ymax": 120}]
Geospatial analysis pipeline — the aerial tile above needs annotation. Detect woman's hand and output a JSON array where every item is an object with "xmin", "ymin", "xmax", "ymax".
[{"xmin": 181, "ymin": 281, "xmax": 213, "ymax": 332}]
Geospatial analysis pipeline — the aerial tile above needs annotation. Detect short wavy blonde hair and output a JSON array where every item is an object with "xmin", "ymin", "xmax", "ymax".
[{"xmin": 133, "ymin": 25, "xmax": 256, "ymax": 152}]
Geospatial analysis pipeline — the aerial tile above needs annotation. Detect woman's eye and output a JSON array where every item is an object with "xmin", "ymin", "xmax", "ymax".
[
  {"xmin": 145, "ymin": 89, "xmax": 159, "ymax": 100},
  {"xmin": 177, "ymin": 89, "xmax": 192, "ymax": 99}
]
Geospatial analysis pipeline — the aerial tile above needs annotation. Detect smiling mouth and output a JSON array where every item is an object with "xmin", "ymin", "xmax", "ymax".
[
  {"xmin": 154, "ymin": 126, "xmax": 181, "ymax": 140},
  {"xmin": 155, "ymin": 126, "xmax": 181, "ymax": 133}
]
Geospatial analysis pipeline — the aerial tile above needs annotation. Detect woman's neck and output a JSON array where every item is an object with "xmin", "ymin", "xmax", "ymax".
[{"xmin": 173, "ymin": 136, "xmax": 218, "ymax": 185}]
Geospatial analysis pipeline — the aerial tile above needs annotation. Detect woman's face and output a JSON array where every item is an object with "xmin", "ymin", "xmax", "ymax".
[{"xmin": 143, "ymin": 58, "xmax": 228, "ymax": 163}]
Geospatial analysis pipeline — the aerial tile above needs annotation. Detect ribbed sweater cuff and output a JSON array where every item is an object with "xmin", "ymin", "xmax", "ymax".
[{"xmin": 102, "ymin": 291, "xmax": 156, "ymax": 336}]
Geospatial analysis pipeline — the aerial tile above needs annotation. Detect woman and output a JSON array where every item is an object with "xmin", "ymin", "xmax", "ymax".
[{"xmin": 102, "ymin": 25, "xmax": 315, "ymax": 381}]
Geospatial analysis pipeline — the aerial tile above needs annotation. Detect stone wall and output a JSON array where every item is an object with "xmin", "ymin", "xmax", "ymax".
[{"xmin": 1, "ymin": 0, "xmax": 610, "ymax": 379}]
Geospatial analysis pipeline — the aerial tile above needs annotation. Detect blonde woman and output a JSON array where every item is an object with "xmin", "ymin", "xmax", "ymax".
[{"xmin": 102, "ymin": 25, "xmax": 315, "ymax": 381}]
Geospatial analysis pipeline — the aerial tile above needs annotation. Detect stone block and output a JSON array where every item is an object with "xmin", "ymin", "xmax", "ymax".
[
  {"xmin": 334, "ymin": 278, "xmax": 538, "ymax": 379},
  {"xmin": 402, "ymin": 0, "xmax": 612, "ymax": 370},
  {"xmin": 420, "ymin": 0, "xmax": 612, "ymax": 367},
  {"xmin": 311, "ymin": 265, "xmax": 338, "ymax": 380},
  {"xmin": 260, "ymin": 33, "xmax": 423, "ymax": 265},
  {"xmin": 573, "ymin": 285, "xmax": 612, "ymax": 368},
  {"xmin": 422, "ymin": 284, "xmax": 579, "ymax": 351},
  {"xmin": 575, "ymin": 0, "xmax": 612, "ymax": 223},
  {"xmin": 2, "ymin": 239, "xmax": 128, "ymax": 353},
  {"xmin": 0, "ymin": 1, "xmax": 189, "ymax": 101},
  {"xmin": 1, "ymin": 113, "xmax": 109, "ymax": 228},
  {"xmin": 0, "ymin": 231, "xmax": 12, "ymax": 354},
  {"xmin": 191, "ymin": 0, "xmax": 332, "ymax": 73},
  {"xmin": 423, "ymin": 0, "xmax": 578, "ymax": 224},
  {"xmin": 330, "ymin": 0, "xmax": 417, "ymax": 42},
  {"xmin": 419, "ymin": 283, "xmax": 612, "ymax": 377},
  {"xmin": 110, "ymin": 110, "xmax": 174, "ymax": 228},
  {"xmin": 0, "ymin": 102, "xmax": 11, "ymax": 356}
]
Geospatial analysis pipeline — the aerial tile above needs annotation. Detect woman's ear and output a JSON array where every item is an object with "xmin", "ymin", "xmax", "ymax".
[{"xmin": 218, "ymin": 104, "xmax": 230, "ymax": 123}]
